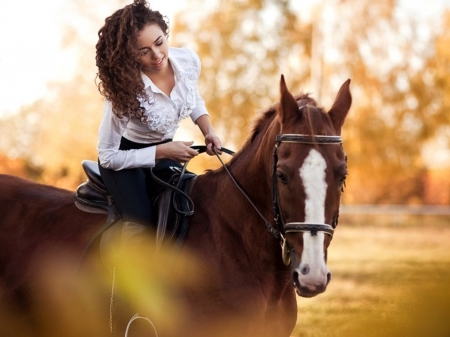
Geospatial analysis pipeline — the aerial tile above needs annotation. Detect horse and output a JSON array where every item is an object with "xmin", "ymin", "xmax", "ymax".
[{"xmin": 0, "ymin": 76, "xmax": 351, "ymax": 337}]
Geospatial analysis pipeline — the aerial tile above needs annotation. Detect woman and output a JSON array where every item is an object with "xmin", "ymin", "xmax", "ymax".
[{"xmin": 96, "ymin": 0, "xmax": 222, "ymax": 228}]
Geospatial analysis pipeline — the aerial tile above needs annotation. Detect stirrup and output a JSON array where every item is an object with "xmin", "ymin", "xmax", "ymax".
[{"xmin": 125, "ymin": 314, "xmax": 159, "ymax": 337}]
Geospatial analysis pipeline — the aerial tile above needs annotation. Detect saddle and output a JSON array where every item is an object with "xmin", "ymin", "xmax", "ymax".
[{"xmin": 75, "ymin": 160, "xmax": 197, "ymax": 249}]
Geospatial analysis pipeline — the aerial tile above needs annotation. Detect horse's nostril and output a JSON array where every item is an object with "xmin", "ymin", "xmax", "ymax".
[
  {"xmin": 292, "ymin": 271, "xmax": 300, "ymax": 288},
  {"xmin": 326, "ymin": 272, "xmax": 332, "ymax": 284},
  {"xmin": 300, "ymin": 264, "xmax": 310, "ymax": 275}
]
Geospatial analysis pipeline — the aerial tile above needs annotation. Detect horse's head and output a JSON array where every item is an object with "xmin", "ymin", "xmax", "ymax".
[{"xmin": 274, "ymin": 76, "xmax": 351, "ymax": 297}]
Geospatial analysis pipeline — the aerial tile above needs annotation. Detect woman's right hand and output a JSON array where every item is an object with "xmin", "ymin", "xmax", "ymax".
[{"xmin": 155, "ymin": 141, "xmax": 199, "ymax": 163}]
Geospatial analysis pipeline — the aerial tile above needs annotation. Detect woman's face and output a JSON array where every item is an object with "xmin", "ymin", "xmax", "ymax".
[{"xmin": 136, "ymin": 23, "xmax": 169, "ymax": 74}]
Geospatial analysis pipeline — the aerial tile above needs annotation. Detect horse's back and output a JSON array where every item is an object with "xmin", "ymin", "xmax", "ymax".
[
  {"xmin": 0, "ymin": 174, "xmax": 105, "ymax": 305},
  {"xmin": 0, "ymin": 174, "xmax": 76, "ymax": 220},
  {"xmin": 0, "ymin": 173, "xmax": 102, "ymax": 232}
]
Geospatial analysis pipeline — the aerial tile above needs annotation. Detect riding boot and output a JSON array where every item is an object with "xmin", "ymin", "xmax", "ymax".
[{"xmin": 109, "ymin": 221, "xmax": 154, "ymax": 336}]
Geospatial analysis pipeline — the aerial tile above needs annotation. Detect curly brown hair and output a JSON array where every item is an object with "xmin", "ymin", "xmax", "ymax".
[{"xmin": 96, "ymin": 0, "xmax": 169, "ymax": 119}]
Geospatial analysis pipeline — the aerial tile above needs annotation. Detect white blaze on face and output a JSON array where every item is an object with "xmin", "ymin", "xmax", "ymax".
[{"xmin": 296, "ymin": 149, "xmax": 330, "ymax": 290}]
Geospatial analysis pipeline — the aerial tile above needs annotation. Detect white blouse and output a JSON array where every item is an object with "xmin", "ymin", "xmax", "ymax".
[{"xmin": 97, "ymin": 47, "xmax": 208, "ymax": 170}]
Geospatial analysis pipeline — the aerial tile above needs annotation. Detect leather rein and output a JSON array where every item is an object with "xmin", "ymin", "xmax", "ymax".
[{"xmin": 204, "ymin": 134, "xmax": 343, "ymax": 265}]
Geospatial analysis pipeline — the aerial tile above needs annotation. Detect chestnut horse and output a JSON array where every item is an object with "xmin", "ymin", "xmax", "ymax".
[{"xmin": 0, "ymin": 76, "xmax": 351, "ymax": 337}]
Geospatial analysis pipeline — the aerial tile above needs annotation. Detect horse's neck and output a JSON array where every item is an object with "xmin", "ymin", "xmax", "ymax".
[
  {"xmin": 195, "ymin": 169, "xmax": 282, "ymax": 261},
  {"xmin": 192, "ymin": 169, "xmax": 290, "ymax": 302},
  {"xmin": 189, "ymin": 134, "xmax": 292, "ymax": 303},
  {"xmin": 194, "ymin": 141, "xmax": 280, "ymax": 256}
]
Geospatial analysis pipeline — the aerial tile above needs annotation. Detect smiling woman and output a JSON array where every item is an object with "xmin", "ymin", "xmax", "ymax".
[{"xmin": 94, "ymin": 1, "xmax": 223, "ymax": 331}]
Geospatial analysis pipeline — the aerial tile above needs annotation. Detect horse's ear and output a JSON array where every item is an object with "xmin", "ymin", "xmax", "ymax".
[
  {"xmin": 279, "ymin": 74, "xmax": 300, "ymax": 126},
  {"xmin": 328, "ymin": 79, "xmax": 352, "ymax": 134}
]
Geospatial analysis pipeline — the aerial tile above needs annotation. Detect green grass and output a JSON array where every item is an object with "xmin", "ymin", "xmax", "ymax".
[{"xmin": 292, "ymin": 220, "xmax": 450, "ymax": 337}]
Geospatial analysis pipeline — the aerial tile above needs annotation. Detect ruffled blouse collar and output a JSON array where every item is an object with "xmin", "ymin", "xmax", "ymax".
[{"xmin": 138, "ymin": 49, "xmax": 199, "ymax": 139}]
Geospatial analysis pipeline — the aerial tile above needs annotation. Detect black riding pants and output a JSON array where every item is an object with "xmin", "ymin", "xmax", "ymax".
[{"xmin": 98, "ymin": 137, "xmax": 171, "ymax": 227}]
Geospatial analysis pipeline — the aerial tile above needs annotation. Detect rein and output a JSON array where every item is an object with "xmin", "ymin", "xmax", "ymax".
[
  {"xmin": 191, "ymin": 146, "xmax": 282, "ymax": 241},
  {"xmin": 208, "ymin": 147, "xmax": 283, "ymax": 243},
  {"xmin": 204, "ymin": 135, "xmax": 343, "ymax": 265},
  {"xmin": 150, "ymin": 145, "xmax": 279, "ymax": 242},
  {"xmin": 148, "ymin": 146, "xmax": 236, "ymax": 217},
  {"xmin": 175, "ymin": 136, "xmax": 343, "ymax": 265}
]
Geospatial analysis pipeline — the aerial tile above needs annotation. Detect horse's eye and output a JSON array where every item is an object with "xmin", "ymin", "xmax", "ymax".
[
  {"xmin": 339, "ymin": 174, "xmax": 347, "ymax": 192},
  {"xmin": 277, "ymin": 171, "xmax": 288, "ymax": 185}
]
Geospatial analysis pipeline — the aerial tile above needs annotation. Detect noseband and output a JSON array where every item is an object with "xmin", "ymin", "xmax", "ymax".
[{"xmin": 272, "ymin": 134, "xmax": 343, "ymax": 265}]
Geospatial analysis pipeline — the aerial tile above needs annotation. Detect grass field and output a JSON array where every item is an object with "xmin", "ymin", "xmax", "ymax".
[
  {"xmin": 292, "ymin": 215, "xmax": 450, "ymax": 337},
  {"xmin": 1, "ymin": 214, "xmax": 449, "ymax": 336}
]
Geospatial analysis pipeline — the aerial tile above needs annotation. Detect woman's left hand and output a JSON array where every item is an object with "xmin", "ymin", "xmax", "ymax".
[
  {"xmin": 205, "ymin": 132, "xmax": 222, "ymax": 156},
  {"xmin": 195, "ymin": 115, "xmax": 222, "ymax": 155}
]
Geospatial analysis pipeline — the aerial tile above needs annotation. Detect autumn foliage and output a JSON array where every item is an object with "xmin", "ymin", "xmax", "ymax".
[{"xmin": 0, "ymin": 0, "xmax": 449, "ymax": 204}]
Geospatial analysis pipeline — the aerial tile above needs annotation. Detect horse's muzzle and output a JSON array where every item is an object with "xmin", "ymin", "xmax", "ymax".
[{"xmin": 292, "ymin": 270, "xmax": 331, "ymax": 298}]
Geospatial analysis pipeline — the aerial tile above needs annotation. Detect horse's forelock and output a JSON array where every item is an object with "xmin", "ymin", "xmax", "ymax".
[
  {"xmin": 295, "ymin": 94, "xmax": 332, "ymax": 136},
  {"xmin": 249, "ymin": 93, "xmax": 329, "ymax": 141}
]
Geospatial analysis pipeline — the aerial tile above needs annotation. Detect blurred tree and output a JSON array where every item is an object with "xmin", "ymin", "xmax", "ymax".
[
  {"xmin": 171, "ymin": 0, "xmax": 310, "ymax": 146},
  {"xmin": 172, "ymin": 0, "xmax": 450, "ymax": 204},
  {"xmin": 324, "ymin": 0, "xmax": 450, "ymax": 204},
  {"xmin": 415, "ymin": 10, "xmax": 450, "ymax": 156},
  {"xmin": 0, "ymin": 0, "xmax": 127, "ymax": 188},
  {"xmin": 0, "ymin": 0, "xmax": 448, "ymax": 204}
]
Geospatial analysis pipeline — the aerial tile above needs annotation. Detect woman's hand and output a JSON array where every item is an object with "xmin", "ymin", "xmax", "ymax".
[
  {"xmin": 195, "ymin": 115, "xmax": 222, "ymax": 156},
  {"xmin": 155, "ymin": 141, "xmax": 199, "ymax": 163},
  {"xmin": 204, "ymin": 132, "xmax": 222, "ymax": 156}
]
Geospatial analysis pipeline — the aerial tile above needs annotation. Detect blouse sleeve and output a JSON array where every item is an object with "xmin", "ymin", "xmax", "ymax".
[
  {"xmin": 97, "ymin": 101, "xmax": 156, "ymax": 170},
  {"xmin": 189, "ymin": 50, "xmax": 209, "ymax": 123}
]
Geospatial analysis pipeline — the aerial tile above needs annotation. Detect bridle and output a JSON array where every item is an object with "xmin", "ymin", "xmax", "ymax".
[
  {"xmin": 206, "ymin": 134, "xmax": 344, "ymax": 266},
  {"xmin": 272, "ymin": 134, "xmax": 343, "ymax": 265}
]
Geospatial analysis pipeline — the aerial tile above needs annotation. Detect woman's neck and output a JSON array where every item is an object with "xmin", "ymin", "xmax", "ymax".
[{"xmin": 145, "ymin": 60, "xmax": 175, "ymax": 96}]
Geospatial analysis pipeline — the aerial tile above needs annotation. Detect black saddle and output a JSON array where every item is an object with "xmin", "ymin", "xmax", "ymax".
[
  {"xmin": 75, "ymin": 161, "xmax": 111, "ymax": 214},
  {"xmin": 75, "ymin": 160, "xmax": 197, "ymax": 248}
]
